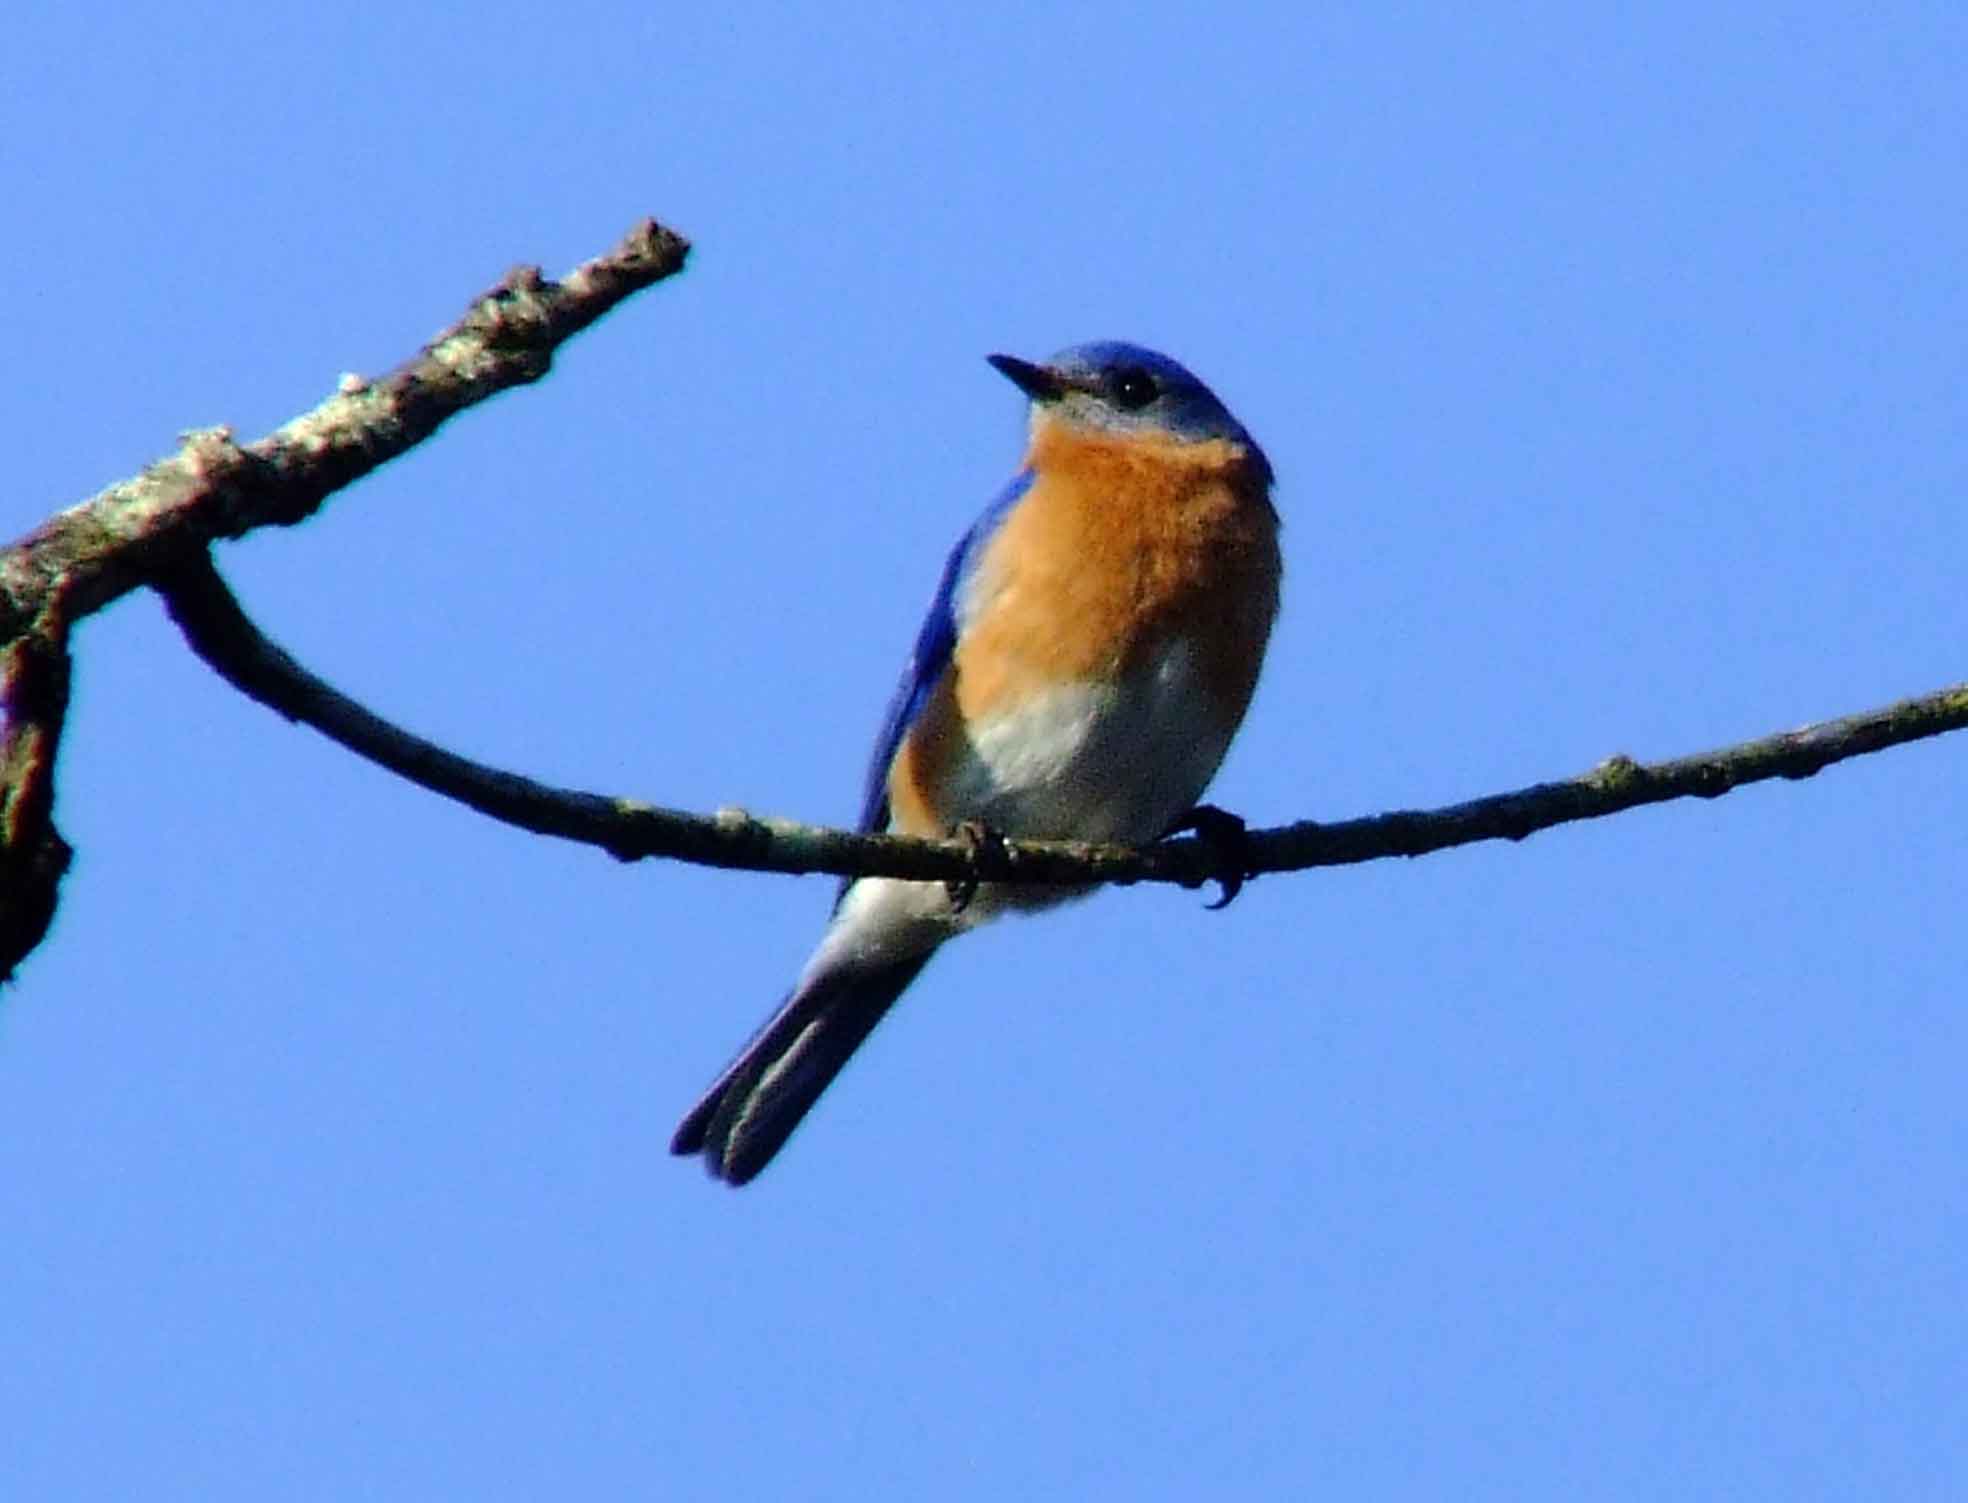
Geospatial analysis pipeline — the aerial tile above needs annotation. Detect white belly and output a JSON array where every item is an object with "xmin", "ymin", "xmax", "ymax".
[
  {"xmin": 948, "ymin": 637, "xmax": 1233, "ymax": 848},
  {"xmin": 813, "ymin": 639, "xmax": 1238, "ymax": 972}
]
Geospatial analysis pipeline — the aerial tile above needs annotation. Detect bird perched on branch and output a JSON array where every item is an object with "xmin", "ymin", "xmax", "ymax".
[{"xmin": 672, "ymin": 341, "xmax": 1281, "ymax": 1184}]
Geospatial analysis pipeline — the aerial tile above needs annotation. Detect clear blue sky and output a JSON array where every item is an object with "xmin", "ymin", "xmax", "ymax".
[{"xmin": 4, "ymin": 3, "xmax": 1964, "ymax": 1497}]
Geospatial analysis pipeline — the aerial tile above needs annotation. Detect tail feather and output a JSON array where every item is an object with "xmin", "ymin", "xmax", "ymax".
[{"xmin": 671, "ymin": 954, "xmax": 932, "ymax": 1185}]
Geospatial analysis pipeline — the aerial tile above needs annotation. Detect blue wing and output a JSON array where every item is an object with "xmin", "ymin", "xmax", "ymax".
[{"xmin": 851, "ymin": 468, "xmax": 1037, "ymax": 843}]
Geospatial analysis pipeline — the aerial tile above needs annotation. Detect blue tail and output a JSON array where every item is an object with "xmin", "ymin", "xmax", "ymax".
[{"xmin": 671, "ymin": 954, "xmax": 932, "ymax": 1185}]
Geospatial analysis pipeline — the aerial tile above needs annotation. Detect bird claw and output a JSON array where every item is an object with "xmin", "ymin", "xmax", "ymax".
[
  {"xmin": 1164, "ymin": 804, "xmax": 1253, "ymax": 910},
  {"xmin": 945, "ymin": 819, "xmax": 1006, "ymax": 913}
]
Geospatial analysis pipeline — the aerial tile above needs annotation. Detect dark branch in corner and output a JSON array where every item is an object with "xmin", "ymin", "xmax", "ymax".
[
  {"xmin": 160, "ymin": 555, "xmax": 1968, "ymax": 895},
  {"xmin": 0, "ymin": 220, "xmax": 690, "ymax": 979},
  {"xmin": 0, "ymin": 605, "xmax": 73, "ymax": 980}
]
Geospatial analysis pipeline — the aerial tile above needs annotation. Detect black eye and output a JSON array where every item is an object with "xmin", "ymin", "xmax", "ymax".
[{"xmin": 1107, "ymin": 366, "xmax": 1158, "ymax": 411}]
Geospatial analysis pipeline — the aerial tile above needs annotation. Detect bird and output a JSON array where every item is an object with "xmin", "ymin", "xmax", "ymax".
[{"xmin": 671, "ymin": 341, "xmax": 1281, "ymax": 1184}]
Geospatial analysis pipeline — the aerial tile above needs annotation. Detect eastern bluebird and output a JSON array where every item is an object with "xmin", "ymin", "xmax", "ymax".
[{"xmin": 672, "ymin": 341, "xmax": 1281, "ymax": 1184}]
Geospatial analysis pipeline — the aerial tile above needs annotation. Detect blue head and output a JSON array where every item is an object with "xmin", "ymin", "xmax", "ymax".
[{"xmin": 987, "ymin": 341, "xmax": 1271, "ymax": 483}]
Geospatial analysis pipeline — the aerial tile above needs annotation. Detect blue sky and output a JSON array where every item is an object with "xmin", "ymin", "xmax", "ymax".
[{"xmin": 4, "ymin": 3, "xmax": 1965, "ymax": 1497}]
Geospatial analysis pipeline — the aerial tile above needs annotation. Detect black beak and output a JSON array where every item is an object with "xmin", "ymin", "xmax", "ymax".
[{"xmin": 987, "ymin": 353, "xmax": 1065, "ymax": 402}]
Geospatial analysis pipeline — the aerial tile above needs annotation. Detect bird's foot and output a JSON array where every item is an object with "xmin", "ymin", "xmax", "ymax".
[
  {"xmin": 1164, "ymin": 804, "xmax": 1253, "ymax": 910},
  {"xmin": 945, "ymin": 819, "xmax": 1007, "ymax": 914}
]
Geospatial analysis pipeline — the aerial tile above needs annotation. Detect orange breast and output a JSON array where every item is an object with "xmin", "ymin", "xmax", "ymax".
[
  {"xmin": 887, "ymin": 418, "xmax": 1281, "ymax": 837},
  {"xmin": 959, "ymin": 420, "xmax": 1279, "ymax": 722}
]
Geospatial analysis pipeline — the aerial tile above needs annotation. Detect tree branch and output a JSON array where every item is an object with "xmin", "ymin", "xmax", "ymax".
[
  {"xmin": 158, "ymin": 553, "xmax": 1968, "ymax": 896},
  {"xmin": 0, "ymin": 219, "xmax": 690, "ymax": 979},
  {"xmin": 4, "ymin": 211, "xmax": 1963, "ymax": 986},
  {"xmin": 0, "ymin": 219, "xmax": 688, "ymax": 641}
]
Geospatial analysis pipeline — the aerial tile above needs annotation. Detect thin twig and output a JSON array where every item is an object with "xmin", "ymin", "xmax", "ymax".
[{"xmin": 159, "ymin": 555, "xmax": 1968, "ymax": 894}]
